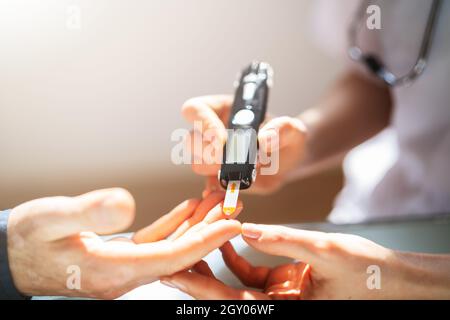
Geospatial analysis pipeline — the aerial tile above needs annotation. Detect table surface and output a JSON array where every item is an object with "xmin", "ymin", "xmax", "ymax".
[{"xmin": 35, "ymin": 214, "xmax": 450, "ymax": 300}]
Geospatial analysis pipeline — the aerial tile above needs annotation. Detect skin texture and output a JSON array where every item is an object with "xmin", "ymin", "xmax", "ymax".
[
  {"xmin": 7, "ymin": 188, "xmax": 243, "ymax": 299},
  {"xmin": 181, "ymin": 69, "xmax": 392, "ymax": 194},
  {"xmin": 162, "ymin": 223, "xmax": 450, "ymax": 300}
]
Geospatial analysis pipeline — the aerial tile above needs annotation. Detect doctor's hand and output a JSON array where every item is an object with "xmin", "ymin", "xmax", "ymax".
[
  {"xmin": 7, "ymin": 189, "xmax": 242, "ymax": 299},
  {"xmin": 182, "ymin": 95, "xmax": 307, "ymax": 194},
  {"xmin": 161, "ymin": 223, "xmax": 450, "ymax": 300}
]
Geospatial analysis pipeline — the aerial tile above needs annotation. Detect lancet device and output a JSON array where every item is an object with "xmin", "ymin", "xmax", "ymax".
[{"xmin": 219, "ymin": 61, "xmax": 273, "ymax": 215}]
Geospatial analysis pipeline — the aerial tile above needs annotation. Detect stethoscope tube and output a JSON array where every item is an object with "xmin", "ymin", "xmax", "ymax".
[{"xmin": 348, "ymin": 0, "xmax": 442, "ymax": 87}]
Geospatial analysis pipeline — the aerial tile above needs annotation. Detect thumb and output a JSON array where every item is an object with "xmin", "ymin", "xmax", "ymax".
[
  {"xmin": 15, "ymin": 188, "xmax": 135, "ymax": 241},
  {"xmin": 258, "ymin": 116, "xmax": 306, "ymax": 153},
  {"xmin": 241, "ymin": 223, "xmax": 325, "ymax": 269}
]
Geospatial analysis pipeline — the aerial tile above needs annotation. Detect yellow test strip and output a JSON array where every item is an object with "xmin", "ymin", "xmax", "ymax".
[{"xmin": 223, "ymin": 180, "xmax": 240, "ymax": 216}]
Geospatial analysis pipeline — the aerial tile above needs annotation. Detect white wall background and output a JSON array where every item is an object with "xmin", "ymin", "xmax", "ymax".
[{"xmin": 0, "ymin": 0, "xmax": 341, "ymax": 191}]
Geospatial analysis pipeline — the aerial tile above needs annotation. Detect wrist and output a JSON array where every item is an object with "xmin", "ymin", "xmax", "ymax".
[
  {"xmin": 6, "ymin": 208, "xmax": 31, "ymax": 296},
  {"xmin": 0, "ymin": 209, "xmax": 30, "ymax": 299},
  {"xmin": 389, "ymin": 251, "xmax": 450, "ymax": 299},
  {"xmin": 296, "ymin": 111, "xmax": 321, "ymax": 168}
]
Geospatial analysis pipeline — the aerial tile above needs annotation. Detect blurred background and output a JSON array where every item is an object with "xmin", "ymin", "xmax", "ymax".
[{"xmin": 0, "ymin": 0, "xmax": 344, "ymax": 230}]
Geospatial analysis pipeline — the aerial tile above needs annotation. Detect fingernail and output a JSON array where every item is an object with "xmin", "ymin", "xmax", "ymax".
[
  {"xmin": 242, "ymin": 223, "xmax": 262, "ymax": 239},
  {"xmin": 259, "ymin": 129, "xmax": 279, "ymax": 152}
]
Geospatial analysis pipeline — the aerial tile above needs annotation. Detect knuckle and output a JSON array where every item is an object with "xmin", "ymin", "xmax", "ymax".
[
  {"xmin": 181, "ymin": 97, "xmax": 204, "ymax": 118},
  {"xmin": 266, "ymin": 231, "xmax": 288, "ymax": 243},
  {"xmin": 277, "ymin": 116, "xmax": 293, "ymax": 128},
  {"xmin": 314, "ymin": 234, "xmax": 341, "ymax": 255},
  {"xmin": 181, "ymin": 98, "xmax": 197, "ymax": 112}
]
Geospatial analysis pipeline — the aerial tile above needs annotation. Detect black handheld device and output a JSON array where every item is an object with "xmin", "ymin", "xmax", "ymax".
[{"xmin": 218, "ymin": 61, "xmax": 272, "ymax": 192}]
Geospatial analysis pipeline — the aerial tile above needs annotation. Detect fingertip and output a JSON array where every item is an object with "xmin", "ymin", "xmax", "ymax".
[
  {"xmin": 211, "ymin": 219, "xmax": 242, "ymax": 237},
  {"xmin": 224, "ymin": 219, "xmax": 242, "ymax": 233},
  {"xmin": 181, "ymin": 98, "xmax": 197, "ymax": 120},
  {"xmin": 109, "ymin": 188, "xmax": 135, "ymax": 209},
  {"xmin": 236, "ymin": 200, "xmax": 243, "ymax": 211},
  {"xmin": 241, "ymin": 223, "xmax": 263, "ymax": 240},
  {"xmin": 227, "ymin": 201, "xmax": 243, "ymax": 219},
  {"xmin": 259, "ymin": 128, "xmax": 278, "ymax": 141},
  {"xmin": 219, "ymin": 241, "xmax": 232, "ymax": 251}
]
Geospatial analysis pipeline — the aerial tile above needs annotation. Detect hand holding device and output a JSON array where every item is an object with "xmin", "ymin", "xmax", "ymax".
[
  {"xmin": 219, "ymin": 62, "xmax": 272, "ymax": 214},
  {"xmin": 182, "ymin": 100, "xmax": 307, "ymax": 196}
]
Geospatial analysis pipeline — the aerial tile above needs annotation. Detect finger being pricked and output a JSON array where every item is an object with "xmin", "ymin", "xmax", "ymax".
[
  {"xmin": 133, "ymin": 198, "xmax": 201, "ymax": 243},
  {"xmin": 162, "ymin": 219, "xmax": 243, "ymax": 275},
  {"xmin": 169, "ymin": 191, "xmax": 242, "ymax": 240},
  {"xmin": 176, "ymin": 199, "xmax": 243, "ymax": 242}
]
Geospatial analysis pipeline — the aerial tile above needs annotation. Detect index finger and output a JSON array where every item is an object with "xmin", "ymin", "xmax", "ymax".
[
  {"xmin": 242, "ymin": 223, "xmax": 326, "ymax": 270},
  {"xmin": 168, "ymin": 191, "xmax": 226, "ymax": 240},
  {"xmin": 88, "ymin": 219, "xmax": 242, "ymax": 281},
  {"xmin": 132, "ymin": 198, "xmax": 200, "ymax": 243},
  {"xmin": 181, "ymin": 95, "xmax": 232, "ymax": 143}
]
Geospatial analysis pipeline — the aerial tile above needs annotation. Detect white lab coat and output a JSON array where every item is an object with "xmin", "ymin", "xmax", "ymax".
[{"xmin": 312, "ymin": 0, "xmax": 450, "ymax": 223}]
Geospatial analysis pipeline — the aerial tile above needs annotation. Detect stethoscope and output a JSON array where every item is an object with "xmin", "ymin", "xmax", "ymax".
[{"xmin": 348, "ymin": 0, "xmax": 442, "ymax": 87}]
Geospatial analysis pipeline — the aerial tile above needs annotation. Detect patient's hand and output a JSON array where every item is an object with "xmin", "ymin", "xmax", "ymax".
[
  {"xmin": 7, "ymin": 189, "xmax": 242, "ymax": 299},
  {"xmin": 161, "ymin": 241, "xmax": 310, "ymax": 300},
  {"xmin": 162, "ymin": 223, "xmax": 450, "ymax": 300}
]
